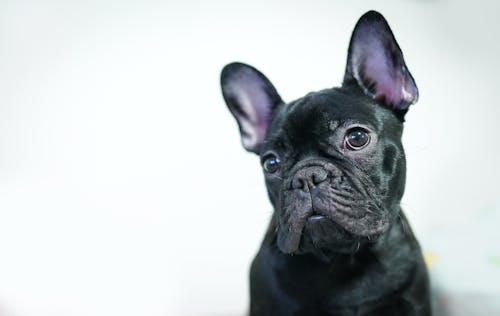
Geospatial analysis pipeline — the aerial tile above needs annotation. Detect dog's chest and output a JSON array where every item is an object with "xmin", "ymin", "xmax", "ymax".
[{"xmin": 272, "ymin": 249, "xmax": 414, "ymax": 310}]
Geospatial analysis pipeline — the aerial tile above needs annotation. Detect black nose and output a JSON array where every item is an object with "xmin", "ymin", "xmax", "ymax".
[{"xmin": 291, "ymin": 166, "xmax": 329, "ymax": 191}]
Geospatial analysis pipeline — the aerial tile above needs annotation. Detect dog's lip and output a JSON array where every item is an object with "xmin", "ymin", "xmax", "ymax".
[{"xmin": 308, "ymin": 214, "xmax": 327, "ymax": 221}]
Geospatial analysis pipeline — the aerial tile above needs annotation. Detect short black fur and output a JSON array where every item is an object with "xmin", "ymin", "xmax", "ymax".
[{"xmin": 220, "ymin": 10, "xmax": 431, "ymax": 316}]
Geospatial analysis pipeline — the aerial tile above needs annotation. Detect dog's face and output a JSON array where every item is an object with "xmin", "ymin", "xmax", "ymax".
[
  {"xmin": 221, "ymin": 11, "xmax": 418, "ymax": 255},
  {"xmin": 258, "ymin": 89, "xmax": 408, "ymax": 255}
]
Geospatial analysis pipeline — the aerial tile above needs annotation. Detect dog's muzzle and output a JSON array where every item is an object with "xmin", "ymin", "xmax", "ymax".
[{"xmin": 276, "ymin": 160, "xmax": 389, "ymax": 254}]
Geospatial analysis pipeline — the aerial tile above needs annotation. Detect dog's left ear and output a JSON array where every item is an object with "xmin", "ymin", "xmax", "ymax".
[{"xmin": 343, "ymin": 11, "xmax": 418, "ymax": 113}]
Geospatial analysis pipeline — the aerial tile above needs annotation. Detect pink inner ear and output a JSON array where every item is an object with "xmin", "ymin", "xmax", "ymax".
[
  {"xmin": 363, "ymin": 49, "xmax": 406, "ymax": 106},
  {"xmin": 347, "ymin": 14, "xmax": 418, "ymax": 110},
  {"xmin": 236, "ymin": 92, "xmax": 270, "ymax": 150},
  {"xmin": 223, "ymin": 66, "xmax": 276, "ymax": 152}
]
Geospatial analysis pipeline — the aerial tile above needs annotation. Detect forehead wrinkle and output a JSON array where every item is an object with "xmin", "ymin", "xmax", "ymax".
[{"xmin": 269, "ymin": 88, "xmax": 395, "ymax": 146}]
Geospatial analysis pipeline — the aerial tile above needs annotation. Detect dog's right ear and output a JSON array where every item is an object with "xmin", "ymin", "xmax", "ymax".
[{"xmin": 221, "ymin": 62, "xmax": 283, "ymax": 154}]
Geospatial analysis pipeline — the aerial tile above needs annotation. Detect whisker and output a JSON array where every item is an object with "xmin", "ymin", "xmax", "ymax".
[{"xmin": 364, "ymin": 207, "xmax": 382, "ymax": 216}]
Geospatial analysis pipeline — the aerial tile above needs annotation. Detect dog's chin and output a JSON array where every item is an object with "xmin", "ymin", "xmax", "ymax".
[
  {"xmin": 277, "ymin": 213, "xmax": 389, "ymax": 256},
  {"xmin": 298, "ymin": 215, "xmax": 360, "ymax": 254}
]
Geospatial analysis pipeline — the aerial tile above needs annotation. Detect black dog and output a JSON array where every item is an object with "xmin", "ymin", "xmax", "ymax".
[{"xmin": 220, "ymin": 11, "xmax": 430, "ymax": 316}]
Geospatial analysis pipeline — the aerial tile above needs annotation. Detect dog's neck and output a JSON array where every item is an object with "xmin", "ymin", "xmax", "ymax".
[{"xmin": 255, "ymin": 210, "xmax": 422, "ymax": 309}]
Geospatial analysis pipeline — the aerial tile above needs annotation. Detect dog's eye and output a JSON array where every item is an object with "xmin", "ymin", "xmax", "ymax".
[
  {"xmin": 262, "ymin": 154, "xmax": 281, "ymax": 173},
  {"xmin": 344, "ymin": 128, "xmax": 370, "ymax": 150}
]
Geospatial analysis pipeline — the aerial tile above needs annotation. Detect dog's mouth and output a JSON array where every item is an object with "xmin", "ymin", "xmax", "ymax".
[
  {"xmin": 305, "ymin": 213, "xmax": 353, "ymax": 243},
  {"xmin": 308, "ymin": 214, "xmax": 326, "ymax": 221},
  {"xmin": 276, "ymin": 162, "xmax": 390, "ymax": 254},
  {"xmin": 278, "ymin": 203, "xmax": 388, "ymax": 255},
  {"xmin": 303, "ymin": 214, "xmax": 357, "ymax": 252}
]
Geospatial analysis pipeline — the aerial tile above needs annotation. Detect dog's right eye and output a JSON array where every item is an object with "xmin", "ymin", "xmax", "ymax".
[{"xmin": 262, "ymin": 154, "xmax": 281, "ymax": 173}]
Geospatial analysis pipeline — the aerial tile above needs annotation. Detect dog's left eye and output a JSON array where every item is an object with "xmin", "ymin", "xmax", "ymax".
[
  {"xmin": 262, "ymin": 154, "xmax": 281, "ymax": 173},
  {"xmin": 344, "ymin": 128, "xmax": 370, "ymax": 150}
]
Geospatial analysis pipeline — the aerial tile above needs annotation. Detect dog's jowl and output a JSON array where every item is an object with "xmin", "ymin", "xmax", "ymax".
[{"xmin": 220, "ymin": 11, "xmax": 431, "ymax": 316}]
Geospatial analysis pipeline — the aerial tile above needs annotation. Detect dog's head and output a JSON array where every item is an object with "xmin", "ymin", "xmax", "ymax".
[{"xmin": 220, "ymin": 11, "xmax": 418, "ymax": 255}]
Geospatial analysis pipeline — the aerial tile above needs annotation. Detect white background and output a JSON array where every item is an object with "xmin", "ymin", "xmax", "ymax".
[{"xmin": 1, "ymin": 0, "xmax": 499, "ymax": 315}]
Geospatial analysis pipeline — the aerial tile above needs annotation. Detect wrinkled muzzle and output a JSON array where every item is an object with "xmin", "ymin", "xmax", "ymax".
[{"xmin": 276, "ymin": 160, "xmax": 390, "ymax": 254}]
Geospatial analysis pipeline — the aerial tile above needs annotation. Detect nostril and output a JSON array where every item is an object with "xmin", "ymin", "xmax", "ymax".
[
  {"xmin": 292, "ymin": 177, "xmax": 306, "ymax": 190},
  {"xmin": 312, "ymin": 174, "xmax": 319, "ymax": 184}
]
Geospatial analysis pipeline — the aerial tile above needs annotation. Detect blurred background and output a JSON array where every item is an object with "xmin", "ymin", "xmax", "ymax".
[{"xmin": 1, "ymin": 0, "xmax": 499, "ymax": 315}]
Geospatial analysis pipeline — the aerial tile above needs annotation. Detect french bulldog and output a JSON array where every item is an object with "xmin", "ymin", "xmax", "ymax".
[{"xmin": 220, "ymin": 11, "xmax": 431, "ymax": 316}]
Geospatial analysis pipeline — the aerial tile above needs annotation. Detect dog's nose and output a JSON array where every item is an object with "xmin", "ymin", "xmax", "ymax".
[{"xmin": 291, "ymin": 166, "xmax": 329, "ymax": 191}]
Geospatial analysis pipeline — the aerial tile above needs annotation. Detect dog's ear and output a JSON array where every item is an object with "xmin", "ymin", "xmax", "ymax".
[
  {"xmin": 221, "ymin": 62, "xmax": 283, "ymax": 154},
  {"xmin": 343, "ymin": 11, "xmax": 418, "ymax": 113}
]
